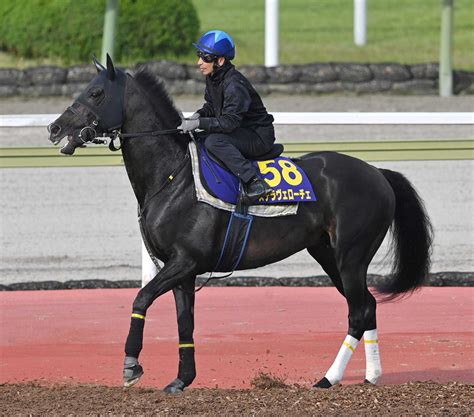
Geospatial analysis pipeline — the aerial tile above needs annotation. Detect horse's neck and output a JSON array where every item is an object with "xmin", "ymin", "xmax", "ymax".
[{"xmin": 120, "ymin": 85, "xmax": 186, "ymax": 207}]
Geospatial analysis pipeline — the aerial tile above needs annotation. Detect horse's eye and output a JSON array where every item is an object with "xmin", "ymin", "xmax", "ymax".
[{"xmin": 89, "ymin": 88, "xmax": 103, "ymax": 98}]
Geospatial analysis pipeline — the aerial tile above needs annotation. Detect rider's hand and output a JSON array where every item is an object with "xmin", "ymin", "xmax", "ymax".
[
  {"xmin": 178, "ymin": 118, "xmax": 200, "ymax": 133},
  {"xmin": 188, "ymin": 112, "xmax": 200, "ymax": 120}
]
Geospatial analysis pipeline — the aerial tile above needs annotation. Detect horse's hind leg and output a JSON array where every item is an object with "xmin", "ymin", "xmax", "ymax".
[
  {"xmin": 362, "ymin": 297, "xmax": 382, "ymax": 385},
  {"xmin": 311, "ymin": 231, "xmax": 385, "ymax": 388},
  {"xmin": 312, "ymin": 258, "xmax": 370, "ymax": 388},
  {"xmin": 308, "ymin": 242, "xmax": 359, "ymax": 388},
  {"xmin": 164, "ymin": 277, "xmax": 197, "ymax": 393},
  {"xmin": 307, "ymin": 240, "xmax": 344, "ymax": 296}
]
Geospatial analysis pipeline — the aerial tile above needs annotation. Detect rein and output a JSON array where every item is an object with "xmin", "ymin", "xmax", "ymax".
[
  {"xmin": 72, "ymin": 96, "xmax": 190, "ymax": 208},
  {"xmin": 119, "ymin": 128, "xmax": 182, "ymax": 138},
  {"xmin": 106, "ymin": 128, "xmax": 183, "ymax": 151},
  {"xmin": 68, "ymin": 99, "xmax": 183, "ymax": 150}
]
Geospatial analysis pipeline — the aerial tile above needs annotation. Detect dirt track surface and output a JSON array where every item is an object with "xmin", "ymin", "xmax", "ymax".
[{"xmin": 1, "ymin": 381, "xmax": 472, "ymax": 415}]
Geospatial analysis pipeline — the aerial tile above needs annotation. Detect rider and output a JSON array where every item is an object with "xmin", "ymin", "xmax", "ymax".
[{"xmin": 178, "ymin": 29, "xmax": 274, "ymax": 203}]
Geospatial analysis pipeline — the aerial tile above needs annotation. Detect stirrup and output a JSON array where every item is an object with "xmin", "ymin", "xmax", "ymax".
[{"xmin": 243, "ymin": 177, "xmax": 273, "ymax": 205}]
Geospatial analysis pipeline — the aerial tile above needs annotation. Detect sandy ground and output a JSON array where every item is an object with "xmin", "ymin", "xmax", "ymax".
[
  {"xmin": 1, "ymin": 381, "xmax": 472, "ymax": 415},
  {"xmin": 0, "ymin": 95, "xmax": 473, "ymax": 284}
]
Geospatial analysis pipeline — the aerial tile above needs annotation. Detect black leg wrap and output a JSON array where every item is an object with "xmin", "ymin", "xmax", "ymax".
[
  {"xmin": 163, "ymin": 378, "xmax": 186, "ymax": 394},
  {"xmin": 123, "ymin": 365, "xmax": 144, "ymax": 387},
  {"xmin": 125, "ymin": 316, "xmax": 145, "ymax": 358},
  {"xmin": 177, "ymin": 347, "xmax": 196, "ymax": 386},
  {"xmin": 313, "ymin": 377, "xmax": 333, "ymax": 389}
]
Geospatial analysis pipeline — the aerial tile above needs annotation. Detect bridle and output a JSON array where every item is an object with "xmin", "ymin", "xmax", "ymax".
[
  {"xmin": 50, "ymin": 87, "xmax": 185, "ymax": 152},
  {"xmin": 56, "ymin": 71, "xmax": 194, "ymax": 206},
  {"xmin": 48, "ymin": 104, "xmax": 100, "ymax": 145}
]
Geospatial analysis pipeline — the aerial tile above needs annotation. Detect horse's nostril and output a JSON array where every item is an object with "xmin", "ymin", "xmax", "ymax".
[{"xmin": 48, "ymin": 123, "xmax": 61, "ymax": 136}]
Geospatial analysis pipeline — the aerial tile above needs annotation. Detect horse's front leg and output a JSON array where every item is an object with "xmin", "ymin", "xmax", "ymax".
[
  {"xmin": 123, "ymin": 256, "xmax": 197, "ymax": 387},
  {"xmin": 164, "ymin": 277, "xmax": 197, "ymax": 393}
]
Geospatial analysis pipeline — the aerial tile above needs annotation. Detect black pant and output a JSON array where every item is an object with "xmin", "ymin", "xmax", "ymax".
[{"xmin": 204, "ymin": 128, "xmax": 272, "ymax": 183}]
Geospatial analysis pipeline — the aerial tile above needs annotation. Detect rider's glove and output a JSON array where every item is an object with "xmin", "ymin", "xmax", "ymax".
[
  {"xmin": 178, "ymin": 118, "xmax": 200, "ymax": 133},
  {"xmin": 188, "ymin": 112, "xmax": 200, "ymax": 120}
]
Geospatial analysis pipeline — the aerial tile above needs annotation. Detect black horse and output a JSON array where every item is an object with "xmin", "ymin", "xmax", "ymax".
[{"xmin": 49, "ymin": 56, "xmax": 433, "ymax": 392}]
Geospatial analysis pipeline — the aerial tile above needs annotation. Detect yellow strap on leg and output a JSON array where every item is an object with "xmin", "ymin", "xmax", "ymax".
[
  {"xmin": 179, "ymin": 343, "xmax": 195, "ymax": 348},
  {"xmin": 131, "ymin": 313, "xmax": 146, "ymax": 320},
  {"xmin": 343, "ymin": 341, "xmax": 356, "ymax": 352}
]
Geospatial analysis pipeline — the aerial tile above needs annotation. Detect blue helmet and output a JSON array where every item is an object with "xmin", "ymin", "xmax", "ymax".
[{"xmin": 193, "ymin": 30, "xmax": 235, "ymax": 60}]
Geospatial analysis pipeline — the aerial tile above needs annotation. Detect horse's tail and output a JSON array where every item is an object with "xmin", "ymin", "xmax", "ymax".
[{"xmin": 377, "ymin": 169, "xmax": 434, "ymax": 301}]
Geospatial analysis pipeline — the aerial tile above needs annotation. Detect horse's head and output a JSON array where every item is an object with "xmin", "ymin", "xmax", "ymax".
[{"xmin": 48, "ymin": 54, "xmax": 127, "ymax": 155}]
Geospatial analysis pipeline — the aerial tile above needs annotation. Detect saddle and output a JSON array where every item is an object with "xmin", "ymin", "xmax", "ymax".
[
  {"xmin": 196, "ymin": 142, "xmax": 317, "ymax": 206},
  {"xmin": 208, "ymin": 143, "xmax": 285, "ymax": 167},
  {"xmin": 193, "ymin": 141, "xmax": 316, "ymax": 272}
]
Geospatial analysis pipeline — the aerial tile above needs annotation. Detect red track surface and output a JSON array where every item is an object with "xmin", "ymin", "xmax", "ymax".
[{"xmin": 1, "ymin": 287, "xmax": 473, "ymax": 388}]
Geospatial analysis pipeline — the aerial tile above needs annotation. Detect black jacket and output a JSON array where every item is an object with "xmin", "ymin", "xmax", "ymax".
[{"xmin": 197, "ymin": 62, "xmax": 275, "ymax": 144}]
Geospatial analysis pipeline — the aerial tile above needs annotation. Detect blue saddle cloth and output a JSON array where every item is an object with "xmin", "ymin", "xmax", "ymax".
[{"xmin": 198, "ymin": 144, "xmax": 317, "ymax": 205}]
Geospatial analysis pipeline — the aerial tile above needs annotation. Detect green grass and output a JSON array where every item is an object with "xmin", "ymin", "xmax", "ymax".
[
  {"xmin": 1, "ymin": 0, "xmax": 473, "ymax": 70},
  {"xmin": 191, "ymin": 0, "xmax": 474, "ymax": 69}
]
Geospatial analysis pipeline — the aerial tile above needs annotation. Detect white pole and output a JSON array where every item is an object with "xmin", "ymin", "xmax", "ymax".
[
  {"xmin": 101, "ymin": 0, "xmax": 119, "ymax": 64},
  {"xmin": 141, "ymin": 239, "xmax": 159, "ymax": 288},
  {"xmin": 265, "ymin": 0, "xmax": 279, "ymax": 67},
  {"xmin": 354, "ymin": 0, "xmax": 367, "ymax": 46},
  {"xmin": 439, "ymin": 0, "xmax": 453, "ymax": 97}
]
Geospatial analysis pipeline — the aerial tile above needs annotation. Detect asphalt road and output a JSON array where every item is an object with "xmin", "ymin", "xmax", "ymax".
[{"xmin": 0, "ymin": 95, "xmax": 473, "ymax": 284}]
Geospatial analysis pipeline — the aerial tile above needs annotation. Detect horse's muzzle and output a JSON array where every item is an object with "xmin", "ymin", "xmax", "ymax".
[{"xmin": 48, "ymin": 123, "xmax": 63, "ymax": 145}]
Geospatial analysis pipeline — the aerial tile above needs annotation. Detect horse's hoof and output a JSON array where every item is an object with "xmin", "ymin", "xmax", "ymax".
[
  {"xmin": 364, "ymin": 378, "xmax": 375, "ymax": 385},
  {"xmin": 313, "ymin": 377, "xmax": 333, "ymax": 389},
  {"xmin": 163, "ymin": 378, "xmax": 186, "ymax": 394},
  {"xmin": 123, "ymin": 364, "xmax": 144, "ymax": 388}
]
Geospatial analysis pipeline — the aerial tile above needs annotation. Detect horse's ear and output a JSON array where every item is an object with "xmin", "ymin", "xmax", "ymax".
[
  {"xmin": 92, "ymin": 54, "xmax": 105, "ymax": 73},
  {"xmin": 106, "ymin": 53, "xmax": 116, "ymax": 81}
]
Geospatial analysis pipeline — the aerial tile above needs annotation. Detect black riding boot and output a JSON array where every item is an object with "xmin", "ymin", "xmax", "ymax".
[{"xmin": 244, "ymin": 175, "xmax": 273, "ymax": 204}]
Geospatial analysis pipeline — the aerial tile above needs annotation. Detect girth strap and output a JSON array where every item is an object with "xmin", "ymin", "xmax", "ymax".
[{"xmin": 213, "ymin": 210, "xmax": 254, "ymax": 273}]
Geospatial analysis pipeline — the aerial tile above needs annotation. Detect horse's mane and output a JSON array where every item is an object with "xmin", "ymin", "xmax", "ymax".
[{"xmin": 133, "ymin": 69, "xmax": 182, "ymax": 129}]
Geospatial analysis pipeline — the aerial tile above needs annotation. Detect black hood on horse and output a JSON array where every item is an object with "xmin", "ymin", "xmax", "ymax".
[{"xmin": 49, "ymin": 55, "xmax": 127, "ymax": 152}]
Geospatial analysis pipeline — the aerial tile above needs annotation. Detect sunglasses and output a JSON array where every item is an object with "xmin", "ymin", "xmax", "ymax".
[{"xmin": 197, "ymin": 50, "xmax": 217, "ymax": 63}]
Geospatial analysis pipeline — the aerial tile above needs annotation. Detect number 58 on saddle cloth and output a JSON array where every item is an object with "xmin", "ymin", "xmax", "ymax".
[{"xmin": 196, "ymin": 143, "xmax": 317, "ymax": 206}]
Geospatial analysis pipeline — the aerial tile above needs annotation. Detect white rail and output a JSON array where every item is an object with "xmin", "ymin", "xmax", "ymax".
[{"xmin": 1, "ymin": 112, "xmax": 473, "ymax": 128}]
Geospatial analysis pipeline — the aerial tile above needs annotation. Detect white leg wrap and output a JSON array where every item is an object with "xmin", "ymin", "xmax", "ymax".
[
  {"xmin": 325, "ymin": 335, "xmax": 359, "ymax": 385},
  {"xmin": 364, "ymin": 329, "xmax": 382, "ymax": 384}
]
